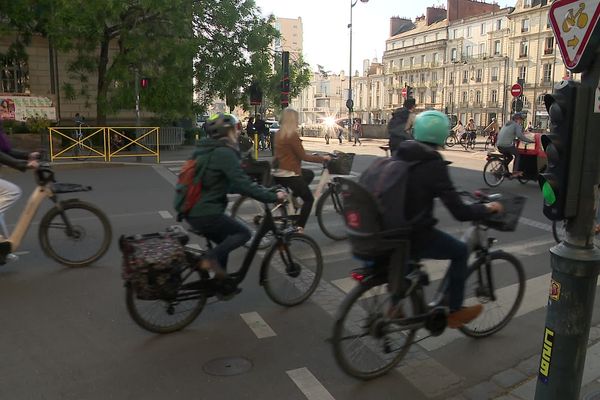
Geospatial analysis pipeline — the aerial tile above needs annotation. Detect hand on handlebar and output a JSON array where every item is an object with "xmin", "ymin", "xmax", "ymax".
[
  {"xmin": 276, "ymin": 190, "xmax": 288, "ymax": 202},
  {"xmin": 27, "ymin": 160, "xmax": 39, "ymax": 169},
  {"xmin": 486, "ymin": 201, "xmax": 504, "ymax": 214},
  {"xmin": 29, "ymin": 152, "xmax": 41, "ymax": 161}
]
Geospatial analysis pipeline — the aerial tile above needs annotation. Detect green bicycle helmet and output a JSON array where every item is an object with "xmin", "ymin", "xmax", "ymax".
[
  {"xmin": 204, "ymin": 112, "xmax": 240, "ymax": 138},
  {"xmin": 413, "ymin": 110, "xmax": 450, "ymax": 146}
]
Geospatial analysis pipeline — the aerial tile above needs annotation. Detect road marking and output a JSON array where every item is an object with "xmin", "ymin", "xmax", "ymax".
[
  {"xmin": 286, "ymin": 367, "xmax": 335, "ymax": 400},
  {"xmin": 240, "ymin": 312, "xmax": 276, "ymax": 339},
  {"xmin": 519, "ymin": 216, "xmax": 553, "ymax": 232},
  {"xmin": 152, "ymin": 165, "xmax": 177, "ymax": 186},
  {"xmin": 158, "ymin": 210, "xmax": 173, "ymax": 219}
]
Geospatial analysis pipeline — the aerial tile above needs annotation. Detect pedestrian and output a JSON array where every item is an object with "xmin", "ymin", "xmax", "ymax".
[
  {"xmin": 527, "ymin": 121, "xmax": 533, "ymax": 132},
  {"xmin": 337, "ymin": 125, "xmax": 344, "ymax": 144},
  {"xmin": 254, "ymin": 115, "xmax": 267, "ymax": 150},
  {"xmin": 246, "ymin": 116, "xmax": 255, "ymax": 137},
  {"xmin": 352, "ymin": 119, "xmax": 362, "ymax": 146}
]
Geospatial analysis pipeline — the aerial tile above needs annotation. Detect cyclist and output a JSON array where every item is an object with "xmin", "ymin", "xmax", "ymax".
[
  {"xmin": 273, "ymin": 108, "xmax": 330, "ymax": 233},
  {"xmin": 496, "ymin": 113, "xmax": 534, "ymax": 177},
  {"xmin": 483, "ymin": 118, "xmax": 499, "ymax": 146},
  {"xmin": 393, "ymin": 110, "xmax": 503, "ymax": 328},
  {"xmin": 182, "ymin": 112, "xmax": 285, "ymax": 278},
  {"xmin": 466, "ymin": 118, "xmax": 477, "ymax": 143},
  {"xmin": 0, "ymin": 117, "xmax": 39, "ymax": 223}
]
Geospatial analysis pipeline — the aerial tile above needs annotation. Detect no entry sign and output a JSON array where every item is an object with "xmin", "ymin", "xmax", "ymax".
[{"xmin": 511, "ymin": 83, "xmax": 523, "ymax": 97}]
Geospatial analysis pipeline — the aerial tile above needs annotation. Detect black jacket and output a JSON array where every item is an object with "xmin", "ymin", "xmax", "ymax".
[
  {"xmin": 0, "ymin": 149, "xmax": 29, "ymax": 171},
  {"xmin": 395, "ymin": 140, "xmax": 489, "ymax": 246}
]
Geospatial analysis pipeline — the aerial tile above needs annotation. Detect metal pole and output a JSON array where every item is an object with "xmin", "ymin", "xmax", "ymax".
[
  {"xmin": 534, "ymin": 54, "xmax": 600, "ymax": 400},
  {"xmin": 135, "ymin": 69, "xmax": 141, "ymax": 162},
  {"xmin": 348, "ymin": 0, "xmax": 354, "ymax": 144}
]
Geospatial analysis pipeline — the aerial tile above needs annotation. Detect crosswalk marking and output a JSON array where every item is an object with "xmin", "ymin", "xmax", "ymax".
[
  {"xmin": 158, "ymin": 210, "xmax": 173, "ymax": 219},
  {"xmin": 240, "ymin": 312, "xmax": 276, "ymax": 339},
  {"xmin": 287, "ymin": 368, "xmax": 336, "ymax": 400}
]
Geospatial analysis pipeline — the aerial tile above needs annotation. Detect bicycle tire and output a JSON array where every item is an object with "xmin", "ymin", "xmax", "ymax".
[
  {"xmin": 484, "ymin": 137, "xmax": 491, "ymax": 151},
  {"xmin": 445, "ymin": 135, "xmax": 457, "ymax": 147},
  {"xmin": 469, "ymin": 138, "xmax": 476, "ymax": 150},
  {"xmin": 316, "ymin": 187, "xmax": 347, "ymax": 241},
  {"xmin": 459, "ymin": 251, "xmax": 525, "ymax": 338},
  {"xmin": 459, "ymin": 136, "xmax": 468, "ymax": 150},
  {"xmin": 38, "ymin": 200, "xmax": 112, "ymax": 267},
  {"xmin": 262, "ymin": 233, "xmax": 323, "ymax": 306},
  {"xmin": 552, "ymin": 220, "xmax": 566, "ymax": 243},
  {"xmin": 483, "ymin": 159, "xmax": 506, "ymax": 187},
  {"xmin": 332, "ymin": 278, "xmax": 420, "ymax": 380},
  {"xmin": 230, "ymin": 196, "xmax": 278, "ymax": 250},
  {"xmin": 126, "ymin": 266, "xmax": 207, "ymax": 333}
]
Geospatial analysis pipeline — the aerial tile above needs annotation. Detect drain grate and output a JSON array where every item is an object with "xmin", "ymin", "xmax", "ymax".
[{"xmin": 202, "ymin": 357, "xmax": 253, "ymax": 377}]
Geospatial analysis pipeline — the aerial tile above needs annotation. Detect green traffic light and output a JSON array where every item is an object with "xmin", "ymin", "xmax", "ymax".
[{"xmin": 542, "ymin": 181, "xmax": 557, "ymax": 205}]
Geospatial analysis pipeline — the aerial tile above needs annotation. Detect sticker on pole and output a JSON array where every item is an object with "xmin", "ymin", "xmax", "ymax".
[{"xmin": 549, "ymin": 0, "xmax": 600, "ymax": 72}]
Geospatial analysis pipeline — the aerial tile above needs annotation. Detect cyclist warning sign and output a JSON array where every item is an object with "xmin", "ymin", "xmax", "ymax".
[{"xmin": 549, "ymin": 0, "xmax": 600, "ymax": 72}]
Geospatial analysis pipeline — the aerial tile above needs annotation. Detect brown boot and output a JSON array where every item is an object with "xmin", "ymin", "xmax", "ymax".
[
  {"xmin": 199, "ymin": 258, "xmax": 227, "ymax": 280},
  {"xmin": 447, "ymin": 304, "xmax": 483, "ymax": 328}
]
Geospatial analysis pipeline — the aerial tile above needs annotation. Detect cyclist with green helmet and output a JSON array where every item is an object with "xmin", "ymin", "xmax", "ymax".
[
  {"xmin": 182, "ymin": 112, "xmax": 286, "ymax": 279},
  {"xmin": 394, "ymin": 110, "xmax": 503, "ymax": 328}
]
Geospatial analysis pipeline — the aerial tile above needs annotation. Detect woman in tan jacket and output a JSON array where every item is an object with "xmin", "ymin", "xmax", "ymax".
[{"xmin": 273, "ymin": 108, "xmax": 330, "ymax": 232}]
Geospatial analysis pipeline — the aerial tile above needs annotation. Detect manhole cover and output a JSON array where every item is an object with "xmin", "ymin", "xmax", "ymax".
[
  {"xmin": 584, "ymin": 391, "xmax": 600, "ymax": 400},
  {"xmin": 202, "ymin": 357, "xmax": 253, "ymax": 377}
]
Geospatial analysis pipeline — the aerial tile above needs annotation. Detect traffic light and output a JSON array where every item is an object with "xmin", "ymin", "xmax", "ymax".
[
  {"xmin": 407, "ymin": 86, "xmax": 414, "ymax": 99},
  {"xmin": 281, "ymin": 51, "xmax": 290, "ymax": 107},
  {"xmin": 538, "ymin": 80, "xmax": 579, "ymax": 220},
  {"xmin": 140, "ymin": 77, "xmax": 150, "ymax": 89}
]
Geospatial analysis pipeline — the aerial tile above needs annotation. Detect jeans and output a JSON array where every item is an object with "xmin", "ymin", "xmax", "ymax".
[
  {"xmin": 413, "ymin": 229, "xmax": 469, "ymax": 311},
  {"xmin": 185, "ymin": 214, "xmax": 251, "ymax": 270},
  {"xmin": 498, "ymin": 145, "xmax": 519, "ymax": 172},
  {"xmin": 274, "ymin": 168, "xmax": 315, "ymax": 228}
]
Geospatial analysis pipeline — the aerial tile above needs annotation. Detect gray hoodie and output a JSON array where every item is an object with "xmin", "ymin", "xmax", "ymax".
[{"xmin": 497, "ymin": 120, "xmax": 534, "ymax": 147}]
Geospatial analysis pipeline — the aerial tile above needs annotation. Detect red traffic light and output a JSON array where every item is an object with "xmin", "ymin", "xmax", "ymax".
[{"xmin": 140, "ymin": 78, "xmax": 149, "ymax": 89}]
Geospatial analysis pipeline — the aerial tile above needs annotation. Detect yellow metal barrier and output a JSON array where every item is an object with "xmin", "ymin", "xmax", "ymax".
[{"xmin": 48, "ymin": 127, "xmax": 160, "ymax": 163}]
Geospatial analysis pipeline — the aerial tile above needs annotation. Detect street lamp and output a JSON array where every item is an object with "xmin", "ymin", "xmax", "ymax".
[{"xmin": 348, "ymin": 0, "xmax": 368, "ymax": 139}]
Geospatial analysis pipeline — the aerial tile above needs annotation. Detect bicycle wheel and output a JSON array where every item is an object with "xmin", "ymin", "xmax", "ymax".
[
  {"xmin": 445, "ymin": 135, "xmax": 457, "ymax": 148},
  {"xmin": 126, "ymin": 265, "xmax": 207, "ymax": 333},
  {"xmin": 483, "ymin": 159, "xmax": 506, "ymax": 187},
  {"xmin": 552, "ymin": 220, "xmax": 566, "ymax": 243},
  {"xmin": 332, "ymin": 278, "xmax": 420, "ymax": 380},
  {"xmin": 459, "ymin": 135, "xmax": 468, "ymax": 150},
  {"xmin": 262, "ymin": 233, "xmax": 323, "ymax": 306},
  {"xmin": 230, "ymin": 196, "xmax": 278, "ymax": 250},
  {"xmin": 316, "ymin": 187, "xmax": 347, "ymax": 240},
  {"xmin": 469, "ymin": 138, "xmax": 476, "ymax": 150},
  {"xmin": 460, "ymin": 251, "xmax": 525, "ymax": 338},
  {"xmin": 39, "ymin": 200, "xmax": 112, "ymax": 267},
  {"xmin": 484, "ymin": 137, "xmax": 492, "ymax": 151}
]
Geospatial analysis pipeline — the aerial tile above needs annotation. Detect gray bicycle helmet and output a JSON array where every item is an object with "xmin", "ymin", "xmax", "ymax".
[{"xmin": 204, "ymin": 112, "xmax": 240, "ymax": 138}]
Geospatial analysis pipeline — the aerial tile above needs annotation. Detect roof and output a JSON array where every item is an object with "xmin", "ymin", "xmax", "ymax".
[{"xmin": 388, "ymin": 19, "xmax": 448, "ymax": 40}]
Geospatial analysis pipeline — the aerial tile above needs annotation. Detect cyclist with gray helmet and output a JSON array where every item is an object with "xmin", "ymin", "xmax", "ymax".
[
  {"xmin": 496, "ymin": 113, "xmax": 534, "ymax": 177},
  {"xmin": 181, "ymin": 112, "xmax": 285, "ymax": 279},
  {"xmin": 393, "ymin": 110, "xmax": 503, "ymax": 327}
]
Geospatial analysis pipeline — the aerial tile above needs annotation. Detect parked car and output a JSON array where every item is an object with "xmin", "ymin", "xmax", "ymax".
[{"xmin": 265, "ymin": 120, "xmax": 280, "ymax": 135}]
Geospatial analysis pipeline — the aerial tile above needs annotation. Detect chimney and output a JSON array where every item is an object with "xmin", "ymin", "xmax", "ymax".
[
  {"xmin": 389, "ymin": 16, "xmax": 413, "ymax": 37},
  {"xmin": 426, "ymin": 7, "xmax": 447, "ymax": 26},
  {"xmin": 447, "ymin": 0, "xmax": 500, "ymax": 22}
]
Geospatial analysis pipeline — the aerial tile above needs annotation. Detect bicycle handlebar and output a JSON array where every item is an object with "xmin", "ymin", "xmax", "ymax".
[{"xmin": 458, "ymin": 190, "xmax": 502, "ymax": 203}]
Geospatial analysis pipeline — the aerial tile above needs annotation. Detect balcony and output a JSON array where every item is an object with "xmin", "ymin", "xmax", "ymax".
[
  {"xmin": 475, "ymin": 77, "xmax": 482, "ymax": 83},
  {"xmin": 488, "ymin": 101, "xmax": 498, "ymax": 108},
  {"xmin": 519, "ymin": 53, "xmax": 528, "ymax": 59},
  {"xmin": 462, "ymin": 78, "xmax": 468, "ymax": 84},
  {"xmin": 544, "ymin": 48, "xmax": 554, "ymax": 55},
  {"xmin": 473, "ymin": 102, "xmax": 483, "ymax": 108},
  {"xmin": 491, "ymin": 76, "xmax": 498, "ymax": 82},
  {"xmin": 459, "ymin": 102, "xmax": 469, "ymax": 108}
]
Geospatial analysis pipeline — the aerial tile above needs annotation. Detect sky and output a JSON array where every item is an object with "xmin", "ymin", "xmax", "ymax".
[{"xmin": 254, "ymin": 0, "xmax": 515, "ymax": 74}]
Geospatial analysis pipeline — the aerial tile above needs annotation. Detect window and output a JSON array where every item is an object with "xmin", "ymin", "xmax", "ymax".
[
  {"xmin": 521, "ymin": 18, "xmax": 530, "ymax": 33},
  {"xmin": 481, "ymin": 23, "xmax": 486, "ymax": 35},
  {"xmin": 463, "ymin": 70, "xmax": 469, "ymax": 83},
  {"xmin": 466, "ymin": 45, "xmax": 473, "ymax": 57},
  {"xmin": 451, "ymin": 48, "xmax": 457, "ymax": 61},
  {"xmin": 421, "ymin": 55, "xmax": 426, "ymax": 65},
  {"xmin": 543, "ymin": 64, "xmax": 553, "ymax": 83},
  {"xmin": 496, "ymin": 19, "xmax": 502, "ymax": 31},
  {"xmin": 433, "ymin": 53, "xmax": 439, "ymax": 64},
  {"xmin": 0, "ymin": 59, "xmax": 28, "ymax": 93},
  {"xmin": 519, "ymin": 65, "xmax": 527, "ymax": 81},
  {"xmin": 410, "ymin": 57, "xmax": 414, "ymax": 67},
  {"xmin": 537, "ymin": 94, "xmax": 546, "ymax": 105},
  {"xmin": 545, "ymin": 37, "xmax": 555, "ymax": 54},
  {"xmin": 399, "ymin": 59, "xmax": 404, "ymax": 68},
  {"xmin": 476, "ymin": 90, "xmax": 482, "ymax": 104},
  {"xmin": 435, "ymin": 33, "xmax": 440, "ymax": 41},
  {"xmin": 476, "ymin": 69, "xmax": 482, "ymax": 82},
  {"xmin": 491, "ymin": 67, "xmax": 499, "ymax": 81},
  {"xmin": 431, "ymin": 91, "xmax": 437, "ymax": 104},
  {"xmin": 479, "ymin": 43, "xmax": 485, "ymax": 56},
  {"xmin": 419, "ymin": 91, "xmax": 424, "ymax": 104},
  {"xmin": 524, "ymin": 0, "xmax": 531, "ymax": 6},
  {"xmin": 494, "ymin": 40, "xmax": 501, "ymax": 55},
  {"xmin": 420, "ymin": 73, "xmax": 426, "ymax": 83},
  {"xmin": 432, "ymin": 71, "xmax": 438, "ymax": 82},
  {"xmin": 491, "ymin": 89, "xmax": 498, "ymax": 103},
  {"xmin": 412, "ymin": 38, "xmax": 415, "ymax": 45},
  {"xmin": 462, "ymin": 91, "xmax": 468, "ymax": 103},
  {"xmin": 453, "ymin": 29, "xmax": 458, "ymax": 39},
  {"xmin": 467, "ymin": 26, "xmax": 472, "ymax": 37},
  {"xmin": 402, "ymin": 40, "xmax": 405, "ymax": 47},
  {"xmin": 520, "ymin": 39, "xmax": 528, "ymax": 57},
  {"xmin": 547, "ymin": 16, "xmax": 552, "ymax": 29},
  {"xmin": 424, "ymin": 35, "xmax": 428, "ymax": 43},
  {"xmin": 448, "ymin": 91, "xmax": 454, "ymax": 104},
  {"xmin": 449, "ymin": 71, "xmax": 455, "ymax": 84},
  {"xmin": 409, "ymin": 74, "xmax": 414, "ymax": 84}
]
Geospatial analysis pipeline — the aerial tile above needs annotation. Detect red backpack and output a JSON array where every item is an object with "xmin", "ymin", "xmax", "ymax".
[{"xmin": 173, "ymin": 153, "xmax": 212, "ymax": 220}]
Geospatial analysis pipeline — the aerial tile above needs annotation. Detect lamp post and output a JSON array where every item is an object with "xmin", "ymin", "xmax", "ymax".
[{"xmin": 348, "ymin": 0, "xmax": 368, "ymax": 141}]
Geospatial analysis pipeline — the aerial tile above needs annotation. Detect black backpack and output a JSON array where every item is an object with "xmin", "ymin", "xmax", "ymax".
[{"xmin": 387, "ymin": 108, "xmax": 410, "ymax": 139}]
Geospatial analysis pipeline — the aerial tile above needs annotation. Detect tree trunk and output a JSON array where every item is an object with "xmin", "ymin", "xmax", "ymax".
[{"xmin": 96, "ymin": 30, "xmax": 111, "ymax": 126}]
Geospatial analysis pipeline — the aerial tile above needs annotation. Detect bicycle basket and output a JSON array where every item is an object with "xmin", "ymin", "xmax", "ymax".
[
  {"xmin": 327, "ymin": 152, "xmax": 355, "ymax": 175},
  {"xmin": 241, "ymin": 157, "xmax": 272, "ymax": 186},
  {"xmin": 482, "ymin": 194, "xmax": 527, "ymax": 232}
]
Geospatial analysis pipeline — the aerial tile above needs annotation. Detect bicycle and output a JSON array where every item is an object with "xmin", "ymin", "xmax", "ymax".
[
  {"xmin": 483, "ymin": 152, "xmax": 529, "ymax": 187},
  {"xmin": 445, "ymin": 131, "xmax": 458, "ymax": 147},
  {"xmin": 460, "ymin": 130, "xmax": 477, "ymax": 150},
  {"xmin": 484, "ymin": 131, "xmax": 498, "ymax": 151},
  {"xmin": 122, "ymin": 199, "xmax": 323, "ymax": 334},
  {"xmin": 552, "ymin": 219, "xmax": 600, "ymax": 246},
  {"xmin": 0, "ymin": 161, "xmax": 112, "ymax": 267},
  {"xmin": 72, "ymin": 118, "xmax": 94, "ymax": 160},
  {"xmin": 330, "ymin": 183, "xmax": 526, "ymax": 379},
  {"xmin": 231, "ymin": 152, "xmax": 355, "ymax": 243}
]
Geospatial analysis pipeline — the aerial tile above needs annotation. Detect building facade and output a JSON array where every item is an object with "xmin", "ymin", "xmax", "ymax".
[
  {"xmin": 352, "ymin": 60, "xmax": 386, "ymax": 124},
  {"xmin": 291, "ymin": 71, "xmax": 347, "ymax": 124},
  {"xmin": 274, "ymin": 17, "xmax": 304, "ymax": 60}
]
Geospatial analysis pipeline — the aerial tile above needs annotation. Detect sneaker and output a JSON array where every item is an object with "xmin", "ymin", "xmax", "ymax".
[
  {"xmin": 199, "ymin": 258, "xmax": 227, "ymax": 280},
  {"xmin": 447, "ymin": 305, "xmax": 483, "ymax": 328}
]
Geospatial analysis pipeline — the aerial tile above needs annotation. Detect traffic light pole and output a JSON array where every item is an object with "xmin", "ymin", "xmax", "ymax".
[{"xmin": 534, "ymin": 52, "xmax": 600, "ymax": 400}]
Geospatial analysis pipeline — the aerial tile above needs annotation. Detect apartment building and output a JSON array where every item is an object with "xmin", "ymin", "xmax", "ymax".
[
  {"xmin": 274, "ymin": 17, "xmax": 304, "ymax": 60},
  {"xmin": 291, "ymin": 71, "xmax": 347, "ymax": 124},
  {"xmin": 507, "ymin": 0, "xmax": 564, "ymax": 128},
  {"xmin": 352, "ymin": 60, "xmax": 386, "ymax": 123},
  {"xmin": 445, "ymin": 8, "xmax": 512, "ymax": 126}
]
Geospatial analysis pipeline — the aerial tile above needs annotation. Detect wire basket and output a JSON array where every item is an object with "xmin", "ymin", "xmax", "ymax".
[
  {"xmin": 482, "ymin": 194, "xmax": 527, "ymax": 232},
  {"xmin": 327, "ymin": 152, "xmax": 355, "ymax": 175}
]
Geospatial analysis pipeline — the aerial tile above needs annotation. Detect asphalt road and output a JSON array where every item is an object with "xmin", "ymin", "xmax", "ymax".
[{"xmin": 1, "ymin": 147, "xmax": 599, "ymax": 400}]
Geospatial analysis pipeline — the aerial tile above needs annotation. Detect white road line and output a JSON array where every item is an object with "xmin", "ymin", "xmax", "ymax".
[
  {"xmin": 240, "ymin": 312, "xmax": 276, "ymax": 339},
  {"xmin": 519, "ymin": 216, "xmax": 553, "ymax": 232},
  {"xmin": 286, "ymin": 368, "xmax": 336, "ymax": 400},
  {"xmin": 152, "ymin": 165, "xmax": 177, "ymax": 186},
  {"xmin": 158, "ymin": 210, "xmax": 173, "ymax": 219}
]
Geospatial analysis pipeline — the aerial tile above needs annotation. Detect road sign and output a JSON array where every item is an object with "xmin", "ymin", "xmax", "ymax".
[
  {"xmin": 511, "ymin": 83, "xmax": 523, "ymax": 97},
  {"xmin": 346, "ymin": 99, "xmax": 354, "ymax": 110},
  {"xmin": 512, "ymin": 99, "xmax": 524, "ymax": 112},
  {"xmin": 549, "ymin": 0, "xmax": 600, "ymax": 72},
  {"xmin": 401, "ymin": 87, "xmax": 407, "ymax": 98}
]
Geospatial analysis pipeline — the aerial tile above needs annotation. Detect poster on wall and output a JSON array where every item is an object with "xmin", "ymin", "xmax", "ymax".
[{"xmin": 0, "ymin": 95, "xmax": 56, "ymax": 122}]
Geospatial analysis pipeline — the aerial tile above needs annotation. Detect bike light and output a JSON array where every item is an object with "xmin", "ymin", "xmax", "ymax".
[{"xmin": 350, "ymin": 271, "xmax": 365, "ymax": 282}]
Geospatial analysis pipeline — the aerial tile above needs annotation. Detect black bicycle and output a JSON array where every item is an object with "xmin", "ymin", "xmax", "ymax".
[
  {"xmin": 331, "ymin": 184, "xmax": 526, "ymax": 380},
  {"xmin": 123, "ymin": 200, "xmax": 323, "ymax": 334},
  {"xmin": 483, "ymin": 152, "xmax": 530, "ymax": 187},
  {"xmin": 460, "ymin": 130, "xmax": 477, "ymax": 150}
]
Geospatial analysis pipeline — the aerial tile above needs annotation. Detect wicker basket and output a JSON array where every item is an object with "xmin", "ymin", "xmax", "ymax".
[{"xmin": 327, "ymin": 152, "xmax": 355, "ymax": 175}]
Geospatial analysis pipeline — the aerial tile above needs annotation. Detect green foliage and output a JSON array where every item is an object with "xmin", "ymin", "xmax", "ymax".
[
  {"xmin": 262, "ymin": 53, "xmax": 312, "ymax": 112},
  {"xmin": 25, "ymin": 116, "xmax": 51, "ymax": 135},
  {"xmin": 2, "ymin": 120, "xmax": 29, "ymax": 134}
]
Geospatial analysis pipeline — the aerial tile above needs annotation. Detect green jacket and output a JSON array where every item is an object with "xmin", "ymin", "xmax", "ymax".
[{"xmin": 187, "ymin": 138, "xmax": 277, "ymax": 217}]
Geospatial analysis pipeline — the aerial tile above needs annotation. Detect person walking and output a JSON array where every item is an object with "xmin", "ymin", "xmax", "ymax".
[{"xmin": 352, "ymin": 119, "xmax": 362, "ymax": 146}]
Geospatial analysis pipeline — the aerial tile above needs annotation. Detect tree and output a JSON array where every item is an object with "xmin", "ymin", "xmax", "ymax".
[{"xmin": 262, "ymin": 53, "xmax": 312, "ymax": 113}]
